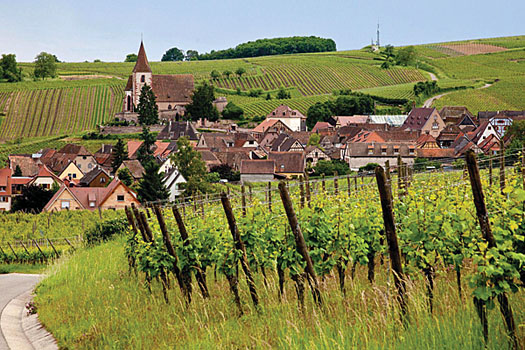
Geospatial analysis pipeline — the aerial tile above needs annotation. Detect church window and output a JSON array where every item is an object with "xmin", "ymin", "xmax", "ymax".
[
  {"xmin": 168, "ymin": 105, "xmax": 172, "ymax": 110},
  {"xmin": 141, "ymin": 75, "xmax": 145, "ymax": 83}
]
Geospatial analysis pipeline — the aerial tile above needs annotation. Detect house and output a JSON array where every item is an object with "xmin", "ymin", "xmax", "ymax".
[
  {"xmin": 127, "ymin": 140, "xmax": 172, "ymax": 160},
  {"xmin": 56, "ymin": 144, "xmax": 98, "ymax": 173},
  {"xmin": 304, "ymin": 146, "xmax": 330, "ymax": 167},
  {"xmin": 157, "ymin": 121, "xmax": 199, "ymax": 141},
  {"xmin": 253, "ymin": 119, "xmax": 293, "ymax": 135},
  {"xmin": 438, "ymin": 106, "xmax": 476, "ymax": 127},
  {"xmin": 416, "ymin": 134, "xmax": 440, "ymax": 149},
  {"xmin": 269, "ymin": 152, "xmax": 305, "ymax": 178},
  {"xmin": 401, "ymin": 108, "xmax": 446, "ymax": 138},
  {"xmin": 0, "ymin": 168, "xmax": 12, "ymax": 211},
  {"xmin": 44, "ymin": 179, "xmax": 140, "ymax": 212},
  {"xmin": 266, "ymin": 105, "xmax": 307, "ymax": 132},
  {"xmin": 196, "ymin": 133, "xmax": 235, "ymax": 151},
  {"xmin": 344, "ymin": 142, "xmax": 416, "ymax": 170},
  {"xmin": 311, "ymin": 122, "xmax": 334, "ymax": 133},
  {"xmin": 163, "ymin": 168, "xmax": 186, "ymax": 201},
  {"xmin": 240, "ymin": 160, "xmax": 275, "ymax": 183},
  {"xmin": 94, "ymin": 144, "xmax": 115, "ymax": 173},
  {"xmin": 416, "ymin": 148, "xmax": 456, "ymax": 161},
  {"xmin": 117, "ymin": 160, "xmax": 145, "ymax": 183},
  {"xmin": 478, "ymin": 134, "xmax": 501, "ymax": 155},
  {"xmin": 270, "ymin": 134, "xmax": 304, "ymax": 152},
  {"xmin": 478, "ymin": 110, "xmax": 525, "ymax": 136},
  {"xmin": 78, "ymin": 167, "xmax": 111, "ymax": 187},
  {"xmin": 197, "ymin": 150, "xmax": 222, "ymax": 170},
  {"xmin": 437, "ymin": 124, "xmax": 462, "ymax": 148},
  {"xmin": 28, "ymin": 165, "xmax": 62, "ymax": 190},
  {"xmin": 57, "ymin": 161, "xmax": 84, "ymax": 181},
  {"xmin": 8, "ymin": 154, "xmax": 42, "ymax": 177},
  {"xmin": 468, "ymin": 121, "xmax": 499, "ymax": 145},
  {"xmin": 334, "ymin": 116, "xmax": 369, "ymax": 128},
  {"xmin": 122, "ymin": 41, "xmax": 194, "ymax": 115}
]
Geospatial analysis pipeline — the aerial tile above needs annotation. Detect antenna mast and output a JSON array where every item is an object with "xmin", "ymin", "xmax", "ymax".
[{"xmin": 376, "ymin": 22, "xmax": 380, "ymax": 48}]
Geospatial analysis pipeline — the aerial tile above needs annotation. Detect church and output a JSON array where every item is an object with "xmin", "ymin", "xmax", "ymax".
[{"xmin": 122, "ymin": 41, "xmax": 194, "ymax": 115}]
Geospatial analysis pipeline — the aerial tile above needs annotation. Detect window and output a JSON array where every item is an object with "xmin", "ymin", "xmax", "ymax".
[
  {"xmin": 168, "ymin": 105, "xmax": 172, "ymax": 110},
  {"xmin": 78, "ymin": 164, "xmax": 81, "ymax": 169},
  {"xmin": 0, "ymin": 186, "xmax": 5, "ymax": 192},
  {"xmin": 100, "ymin": 177, "xmax": 106, "ymax": 183},
  {"xmin": 61, "ymin": 200, "xmax": 70, "ymax": 209},
  {"xmin": 432, "ymin": 122, "xmax": 439, "ymax": 130},
  {"xmin": 83, "ymin": 156, "xmax": 87, "ymax": 160},
  {"xmin": 368, "ymin": 148, "xmax": 374, "ymax": 155},
  {"xmin": 117, "ymin": 195, "xmax": 125, "ymax": 202},
  {"xmin": 141, "ymin": 75, "xmax": 145, "ymax": 83},
  {"xmin": 394, "ymin": 147, "xmax": 400, "ymax": 155},
  {"xmin": 0, "ymin": 196, "xmax": 6, "ymax": 202},
  {"xmin": 381, "ymin": 147, "xmax": 387, "ymax": 156},
  {"xmin": 89, "ymin": 201, "xmax": 96, "ymax": 208},
  {"xmin": 88, "ymin": 163, "xmax": 93, "ymax": 169},
  {"xmin": 409, "ymin": 148, "xmax": 415, "ymax": 156}
]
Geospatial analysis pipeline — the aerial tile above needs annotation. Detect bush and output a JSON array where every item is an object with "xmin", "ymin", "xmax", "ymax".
[{"xmin": 85, "ymin": 218, "xmax": 129, "ymax": 246}]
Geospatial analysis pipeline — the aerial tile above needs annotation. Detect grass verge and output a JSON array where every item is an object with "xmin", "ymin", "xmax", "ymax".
[{"xmin": 0, "ymin": 263, "xmax": 47, "ymax": 274}]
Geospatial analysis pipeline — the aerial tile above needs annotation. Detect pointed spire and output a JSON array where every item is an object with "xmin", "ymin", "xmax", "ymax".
[{"xmin": 133, "ymin": 40, "xmax": 152, "ymax": 73}]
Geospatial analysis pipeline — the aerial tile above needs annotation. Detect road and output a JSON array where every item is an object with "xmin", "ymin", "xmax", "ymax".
[
  {"xmin": 0, "ymin": 274, "xmax": 41, "ymax": 350},
  {"xmin": 423, "ymin": 82, "xmax": 493, "ymax": 108}
]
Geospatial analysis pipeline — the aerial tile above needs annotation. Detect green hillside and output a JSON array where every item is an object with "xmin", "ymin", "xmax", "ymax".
[{"xmin": 0, "ymin": 35, "xmax": 524, "ymax": 141}]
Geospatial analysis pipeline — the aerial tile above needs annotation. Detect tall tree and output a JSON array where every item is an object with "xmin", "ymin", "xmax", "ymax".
[
  {"xmin": 13, "ymin": 165, "xmax": 22, "ymax": 177},
  {"xmin": 396, "ymin": 46, "xmax": 417, "ymax": 66},
  {"xmin": 221, "ymin": 102, "xmax": 244, "ymax": 120},
  {"xmin": 185, "ymin": 82, "xmax": 219, "ymax": 122},
  {"xmin": 170, "ymin": 136, "xmax": 208, "ymax": 194},
  {"xmin": 136, "ymin": 126, "xmax": 156, "ymax": 165},
  {"xmin": 0, "ymin": 54, "xmax": 22, "ymax": 82},
  {"xmin": 125, "ymin": 53, "xmax": 138, "ymax": 62},
  {"xmin": 277, "ymin": 86, "xmax": 291, "ymax": 99},
  {"xmin": 117, "ymin": 168, "xmax": 133, "ymax": 187},
  {"xmin": 33, "ymin": 52, "xmax": 57, "ymax": 80},
  {"xmin": 185, "ymin": 50, "xmax": 199, "ymax": 61},
  {"xmin": 11, "ymin": 185, "xmax": 56, "ymax": 213},
  {"xmin": 137, "ymin": 161, "xmax": 169, "ymax": 203},
  {"xmin": 137, "ymin": 84, "xmax": 159, "ymax": 125},
  {"xmin": 161, "ymin": 47, "xmax": 184, "ymax": 61},
  {"xmin": 111, "ymin": 138, "xmax": 128, "ymax": 173}
]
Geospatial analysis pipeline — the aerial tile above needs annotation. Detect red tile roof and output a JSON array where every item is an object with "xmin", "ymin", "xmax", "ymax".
[
  {"xmin": 133, "ymin": 41, "xmax": 152, "ymax": 73},
  {"xmin": 240, "ymin": 160, "xmax": 275, "ymax": 174},
  {"xmin": 151, "ymin": 75, "xmax": 193, "ymax": 103},
  {"xmin": 402, "ymin": 108, "xmax": 437, "ymax": 130},
  {"xmin": 267, "ymin": 105, "xmax": 306, "ymax": 119},
  {"xmin": 269, "ymin": 152, "xmax": 305, "ymax": 174}
]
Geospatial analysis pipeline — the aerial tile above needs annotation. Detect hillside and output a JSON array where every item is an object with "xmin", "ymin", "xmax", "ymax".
[{"xmin": 0, "ymin": 35, "xmax": 524, "ymax": 141}]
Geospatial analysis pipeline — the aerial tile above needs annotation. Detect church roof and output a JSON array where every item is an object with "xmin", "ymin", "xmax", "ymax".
[
  {"xmin": 151, "ymin": 75, "xmax": 194, "ymax": 103},
  {"xmin": 133, "ymin": 41, "xmax": 152, "ymax": 73}
]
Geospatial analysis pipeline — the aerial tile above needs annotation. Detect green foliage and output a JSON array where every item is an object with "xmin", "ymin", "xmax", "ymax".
[
  {"xmin": 222, "ymin": 70, "xmax": 232, "ymax": 78},
  {"xmin": 0, "ymin": 54, "xmax": 22, "ymax": 82},
  {"xmin": 276, "ymin": 86, "xmax": 291, "ymax": 99},
  {"xmin": 185, "ymin": 82, "xmax": 219, "ymax": 122},
  {"xmin": 125, "ymin": 54, "xmax": 138, "ymax": 62},
  {"xmin": 197, "ymin": 36, "xmax": 336, "ymax": 60},
  {"xmin": 414, "ymin": 81, "xmax": 440, "ymax": 97},
  {"xmin": 13, "ymin": 165, "xmax": 22, "ymax": 176},
  {"xmin": 161, "ymin": 47, "xmax": 184, "ymax": 62},
  {"xmin": 307, "ymin": 133, "xmax": 320, "ymax": 146},
  {"xmin": 137, "ymin": 161, "xmax": 169, "ymax": 203},
  {"xmin": 452, "ymin": 159, "xmax": 465, "ymax": 169},
  {"xmin": 312, "ymin": 159, "xmax": 350, "ymax": 176},
  {"xmin": 111, "ymin": 138, "xmax": 128, "ymax": 173},
  {"xmin": 209, "ymin": 164, "xmax": 240, "ymax": 182},
  {"xmin": 506, "ymin": 120, "xmax": 525, "ymax": 143},
  {"xmin": 137, "ymin": 84, "xmax": 159, "ymax": 125},
  {"xmin": 414, "ymin": 158, "xmax": 442, "ymax": 171},
  {"xmin": 205, "ymin": 172, "xmax": 220, "ymax": 183},
  {"xmin": 396, "ymin": 46, "xmax": 417, "ymax": 66},
  {"xmin": 170, "ymin": 137, "xmax": 208, "ymax": 194},
  {"xmin": 248, "ymin": 88, "xmax": 263, "ymax": 97},
  {"xmin": 221, "ymin": 102, "xmax": 244, "ymax": 120},
  {"xmin": 136, "ymin": 126, "xmax": 155, "ymax": 165},
  {"xmin": 359, "ymin": 163, "xmax": 379, "ymax": 172},
  {"xmin": 210, "ymin": 70, "xmax": 220, "ymax": 80},
  {"xmin": 33, "ymin": 52, "xmax": 57, "ymax": 80},
  {"xmin": 86, "ymin": 218, "xmax": 128, "ymax": 245},
  {"xmin": 185, "ymin": 50, "xmax": 199, "ymax": 61},
  {"xmin": 235, "ymin": 67, "xmax": 246, "ymax": 77},
  {"xmin": 306, "ymin": 95, "xmax": 374, "ymax": 130},
  {"xmin": 11, "ymin": 185, "xmax": 57, "ymax": 213},
  {"xmin": 117, "ymin": 168, "xmax": 133, "ymax": 186}
]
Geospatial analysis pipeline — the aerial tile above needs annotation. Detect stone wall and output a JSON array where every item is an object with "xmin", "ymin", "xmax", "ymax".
[{"xmin": 99, "ymin": 125, "xmax": 165, "ymax": 135}]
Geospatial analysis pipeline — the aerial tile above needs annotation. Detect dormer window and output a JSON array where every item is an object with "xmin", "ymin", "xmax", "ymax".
[
  {"xmin": 141, "ymin": 75, "xmax": 145, "ymax": 83},
  {"xmin": 89, "ymin": 201, "xmax": 96, "ymax": 208}
]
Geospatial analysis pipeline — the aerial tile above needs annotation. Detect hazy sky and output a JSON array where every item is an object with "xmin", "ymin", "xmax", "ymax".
[{"xmin": 1, "ymin": 0, "xmax": 523, "ymax": 62}]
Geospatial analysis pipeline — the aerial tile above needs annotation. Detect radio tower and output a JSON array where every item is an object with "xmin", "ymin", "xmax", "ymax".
[{"xmin": 376, "ymin": 22, "xmax": 380, "ymax": 48}]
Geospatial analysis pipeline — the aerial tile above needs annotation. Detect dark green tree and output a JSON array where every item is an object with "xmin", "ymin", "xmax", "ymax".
[
  {"xmin": 306, "ymin": 102, "xmax": 333, "ymax": 130},
  {"xmin": 117, "ymin": 168, "xmax": 133, "ymax": 187},
  {"xmin": 507, "ymin": 120, "xmax": 525, "ymax": 144},
  {"xmin": 307, "ymin": 133, "xmax": 321, "ymax": 146},
  {"xmin": 33, "ymin": 52, "xmax": 57, "ymax": 80},
  {"xmin": 209, "ymin": 164, "xmax": 240, "ymax": 182},
  {"xmin": 170, "ymin": 136, "xmax": 208, "ymax": 194},
  {"xmin": 111, "ymin": 138, "xmax": 128, "ymax": 173},
  {"xmin": 137, "ymin": 161, "xmax": 169, "ymax": 203},
  {"xmin": 185, "ymin": 50, "xmax": 199, "ymax": 61},
  {"xmin": 0, "ymin": 54, "xmax": 22, "ymax": 82},
  {"xmin": 161, "ymin": 47, "xmax": 184, "ymax": 61},
  {"xmin": 210, "ymin": 70, "xmax": 220, "ymax": 80},
  {"xmin": 136, "ymin": 126, "xmax": 156, "ymax": 165},
  {"xmin": 223, "ymin": 70, "xmax": 232, "ymax": 78},
  {"xmin": 235, "ymin": 67, "xmax": 246, "ymax": 77},
  {"xmin": 277, "ymin": 86, "xmax": 291, "ymax": 99},
  {"xmin": 137, "ymin": 84, "xmax": 159, "ymax": 125},
  {"xmin": 221, "ymin": 102, "xmax": 244, "ymax": 120},
  {"xmin": 13, "ymin": 165, "xmax": 22, "ymax": 177},
  {"xmin": 266, "ymin": 93, "xmax": 272, "ymax": 100},
  {"xmin": 185, "ymin": 82, "xmax": 219, "ymax": 122},
  {"xmin": 312, "ymin": 159, "xmax": 350, "ymax": 176},
  {"xmin": 125, "ymin": 53, "xmax": 138, "ymax": 62},
  {"xmin": 11, "ymin": 185, "xmax": 56, "ymax": 213},
  {"xmin": 396, "ymin": 46, "xmax": 417, "ymax": 66}
]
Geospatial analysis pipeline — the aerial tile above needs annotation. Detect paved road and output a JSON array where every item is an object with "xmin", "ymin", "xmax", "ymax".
[
  {"xmin": 423, "ymin": 82, "xmax": 493, "ymax": 108},
  {"xmin": 0, "ymin": 274, "xmax": 41, "ymax": 350}
]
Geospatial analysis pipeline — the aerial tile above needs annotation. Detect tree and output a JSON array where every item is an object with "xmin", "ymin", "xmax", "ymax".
[
  {"xmin": 223, "ymin": 70, "xmax": 232, "ymax": 78},
  {"xmin": 210, "ymin": 70, "xmax": 221, "ymax": 80},
  {"xmin": 209, "ymin": 164, "xmax": 240, "ymax": 182},
  {"xmin": 137, "ymin": 161, "xmax": 169, "ymax": 203},
  {"xmin": 0, "ymin": 54, "xmax": 22, "ymax": 82},
  {"xmin": 507, "ymin": 120, "xmax": 525, "ymax": 144},
  {"xmin": 312, "ymin": 159, "xmax": 350, "ymax": 176},
  {"xmin": 307, "ymin": 133, "xmax": 321, "ymax": 147},
  {"xmin": 13, "ymin": 165, "xmax": 22, "ymax": 177},
  {"xmin": 306, "ymin": 102, "xmax": 333, "ymax": 130},
  {"xmin": 11, "ymin": 185, "xmax": 56, "ymax": 213},
  {"xmin": 185, "ymin": 82, "xmax": 219, "ymax": 122},
  {"xmin": 396, "ymin": 46, "xmax": 417, "ymax": 66},
  {"xmin": 266, "ymin": 93, "xmax": 272, "ymax": 100},
  {"xmin": 170, "ymin": 136, "xmax": 208, "ymax": 194},
  {"xmin": 383, "ymin": 45, "xmax": 395, "ymax": 59},
  {"xmin": 33, "ymin": 52, "xmax": 57, "ymax": 80},
  {"xmin": 161, "ymin": 47, "xmax": 184, "ymax": 62},
  {"xmin": 136, "ymin": 126, "xmax": 156, "ymax": 165},
  {"xmin": 185, "ymin": 50, "xmax": 199, "ymax": 61},
  {"xmin": 117, "ymin": 168, "xmax": 133, "ymax": 187},
  {"xmin": 221, "ymin": 102, "xmax": 244, "ymax": 120},
  {"xmin": 235, "ymin": 67, "xmax": 246, "ymax": 77},
  {"xmin": 137, "ymin": 84, "xmax": 159, "ymax": 125},
  {"xmin": 276, "ymin": 86, "xmax": 291, "ymax": 99},
  {"xmin": 125, "ymin": 53, "xmax": 138, "ymax": 62},
  {"xmin": 111, "ymin": 138, "xmax": 128, "ymax": 173}
]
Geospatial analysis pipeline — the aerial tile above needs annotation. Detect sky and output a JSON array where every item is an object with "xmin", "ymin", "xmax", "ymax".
[{"xmin": 1, "ymin": 0, "xmax": 524, "ymax": 62}]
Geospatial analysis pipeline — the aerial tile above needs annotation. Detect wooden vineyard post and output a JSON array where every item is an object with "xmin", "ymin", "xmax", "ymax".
[
  {"xmin": 385, "ymin": 160, "xmax": 391, "ymax": 183},
  {"xmin": 466, "ymin": 150, "xmax": 518, "ymax": 349},
  {"xmin": 299, "ymin": 176, "xmax": 305, "ymax": 209},
  {"xmin": 334, "ymin": 171, "xmax": 339, "ymax": 196},
  {"xmin": 0, "ymin": 245, "xmax": 7, "ymax": 263},
  {"xmin": 132, "ymin": 205, "xmax": 149, "ymax": 242},
  {"xmin": 47, "ymin": 238, "xmax": 59, "ymax": 258},
  {"xmin": 241, "ymin": 185, "xmax": 247, "ymax": 217},
  {"xmin": 64, "ymin": 238, "xmax": 76, "ymax": 251},
  {"xmin": 249, "ymin": 185, "xmax": 253, "ymax": 203},
  {"xmin": 322, "ymin": 174, "xmax": 326, "ymax": 193},
  {"xmin": 375, "ymin": 166, "xmax": 407, "ymax": 321},
  {"xmin": 489, "ymin": 158, "xmax": 493, "ymax": 187},
  {"xmin": 268, "ymin": 182, "xmax": 272, "ymax": 213},
  {"xmin": 220, "ymin": 192, "xmax": 259, "ymax": 309},
  {"xmin": 32, "ymin": 239, "xmax": 45, "ymax": 262},
  {"xmin": 7, "ymin": 243, "xmax": 18, "ymax": 261},
  {"xmin": 20, "ymin": 241, "xmax": 30, "ymax": 256},
  {"xmin": 397, "ymin": 155, "xmax": 403, "ymax": 200},
  {"xmin": 278, "ymin": 182, "xmax": 323, "ymax": 307},
  {"xmin": 354, "ymin": 176, "xmax": 358, "ymax": 191},
  {"xmin": 347, "ymin": 175, "xmax": 351, "ymax": 197},
  {"xmin": 172, "ymin": 205, "xmax": 209, "ymax": 298},
  {"xmin": 499, "ymin": 139, "xmax": 505, "ymax": 194},
  {"xmin": 305, "ymin": 174, "xmax": 311, "ymax": 207}
]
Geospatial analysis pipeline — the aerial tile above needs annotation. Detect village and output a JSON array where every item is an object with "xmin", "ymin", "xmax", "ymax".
[{"xmin": 0, "ymin": 42, "xmax": 523, "ymax": 213}]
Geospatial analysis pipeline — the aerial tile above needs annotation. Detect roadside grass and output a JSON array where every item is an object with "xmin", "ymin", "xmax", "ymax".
[
  {"xmin": 0, "ymin": 263, "xmax": 47, "ymax": 274},
  {"xmin": 35, "ymin": 238, "xmax": 524, "ymax": 349}
]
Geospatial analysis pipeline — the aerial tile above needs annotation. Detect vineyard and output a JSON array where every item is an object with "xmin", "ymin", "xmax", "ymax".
[
  {"xmin": 0, "ymin": 79, "xmax": 124, "ymax": 141},
  {"xmin": 35, "ymin": 151, "xmax": 525, "ymax": 349}
]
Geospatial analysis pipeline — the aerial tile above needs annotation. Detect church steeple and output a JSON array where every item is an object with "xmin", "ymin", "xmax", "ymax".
[{"xmin": 133, "ymin": 41, "xmax": 152, "ymax": 73}]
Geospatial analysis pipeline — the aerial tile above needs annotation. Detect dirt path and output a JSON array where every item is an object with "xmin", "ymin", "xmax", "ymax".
[
  {"xmin": 423, "ymin": 82, "xmax": 492, "ymax": 108},
  {"xmin": 428, "ymin": 72, "xmax": 438, "ymax": 81}
]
